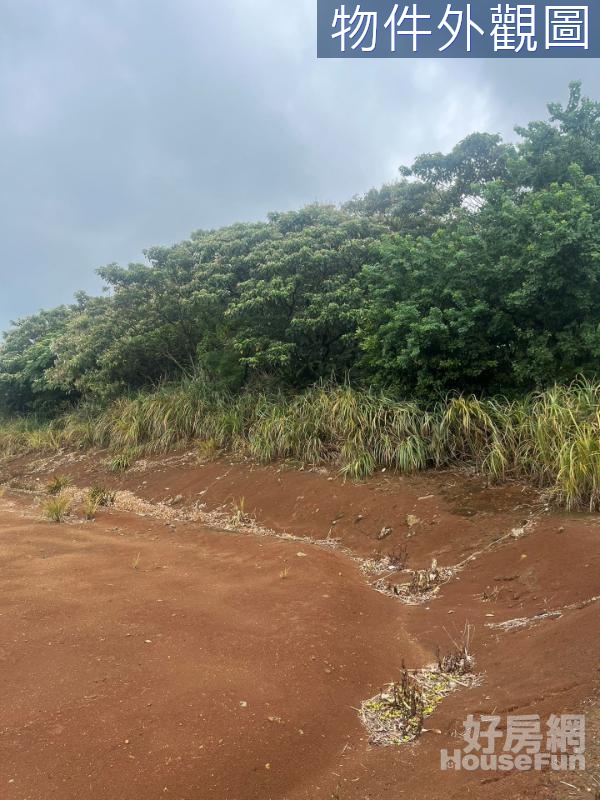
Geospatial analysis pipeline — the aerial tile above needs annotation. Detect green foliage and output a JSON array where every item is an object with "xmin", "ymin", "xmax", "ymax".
[
  {"xmin": 2, "ymin": 83, "xmax": 599, "ymax": 403},
  {"xmin": 358, "ymin": 165, "xmax": 600, "ymax": 395},
  {"xmin": 0, "ymin": 83, "xmax": 600, "ymax": 509},
  {"xmin": 0, "ymin": 306, "xmax": 77, "ymax": 413},
  {"xmin": 399, "ymin": 131, "xmax": 515, "ymax": 209}
]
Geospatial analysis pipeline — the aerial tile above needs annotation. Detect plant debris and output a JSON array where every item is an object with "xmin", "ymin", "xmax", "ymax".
[{"xmin": 360, "ymin": 659, "xmax": 481, "ymax": 747}]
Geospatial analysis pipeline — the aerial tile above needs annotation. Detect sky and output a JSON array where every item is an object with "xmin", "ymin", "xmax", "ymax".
[{"xmin": 0, "ymin": 0, "xmax": 599, "ymax": 333}]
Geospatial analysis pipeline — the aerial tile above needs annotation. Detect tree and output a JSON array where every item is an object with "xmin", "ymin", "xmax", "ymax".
[
  {"xmin": 358, "ymin": 167, "xmax": 600, "ymax": 395},
  {"xmin": 514, "ymin": 81, "xmax": 600, "ymax": 189},
  {"xmin": 0, "ymin": 306, "xmax": 76, "ymax": 413}
]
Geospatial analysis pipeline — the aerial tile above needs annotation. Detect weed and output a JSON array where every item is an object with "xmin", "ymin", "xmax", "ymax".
[
  {"xmin": 89, "ymin": 485, "xmax": 115, "ymax": 506},
  {"xmin": 82, "ymin": 492, "xmax": 100, "ymax": 520},
  {"xmin": 230, "ymin": 496, "xmax": 250, "ymax": 525},
  {"xmin": 106, "ymin": 452, "xmax": 135, "ymax": 472},
  {"xmin": 196, "ymin": 438, "xmax": 218, "ymax": 462},
  {"xmin": 360, "ymin": 662, "xmax": 425, "ymax": 745},
  {"xmin": 46, "ymin": 474, "xmax": 72, "ymax": 495},
  {"xmin": 436, "ymin": 625, "xmax": 474, "ymax": 676},
  {"xmin": 360, "ymin": 642, "xmax": 481, "ymax": 746},
  {"xmin": 43, "ymin": 493, "xmax": 71, "ymax": 523}
]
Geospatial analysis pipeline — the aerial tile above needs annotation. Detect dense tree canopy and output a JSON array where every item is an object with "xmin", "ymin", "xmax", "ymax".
[{"xmin": 2, "ymin": 82, "xmax": 600, "ymax": 414}]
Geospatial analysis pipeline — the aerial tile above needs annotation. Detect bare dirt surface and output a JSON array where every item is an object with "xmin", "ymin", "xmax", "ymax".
[{"xmin": 0, "ymin": 450, "xmax": 599, "ymax": 800}]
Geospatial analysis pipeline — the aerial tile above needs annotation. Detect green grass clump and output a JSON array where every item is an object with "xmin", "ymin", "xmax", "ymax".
[
  {"xmin": 43, "ymin": 493, "xmax": 71, "ymax": 523},
  {"xmin": 105, "ymin": 450, "xmax": 137, "ymax": 472}
]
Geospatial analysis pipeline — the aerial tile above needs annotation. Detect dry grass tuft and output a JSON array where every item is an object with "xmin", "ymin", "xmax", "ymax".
[
  {"xmin": 196, "ymin": 438, "xmax": 219, "ymax": 462},
  {"xmin": 229, "ymin": 497, "xmax": 251, "ymax": 525},
  {"xmin": 81, "ymin": 492, "xmax": 100, "ymax": 520},
  {"xmin": 43, "ymin": 493, "xmax": 71, "ymax": 523},
  {"xmin": 89, "ymin": 485, "xmax": 116, "ymax": 507},
  {"xmin": 436, "ymin": 625, "xmax": 475, "ymax": 676},
  {"xmin": 46, "ymin": 474, "xmax": 72, "ymax": 495}
]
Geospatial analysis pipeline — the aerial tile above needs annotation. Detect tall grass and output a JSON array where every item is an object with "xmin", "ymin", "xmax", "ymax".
[{"xmin": 1, "ymin": 379, "xmax": 599, "ymax": 511}]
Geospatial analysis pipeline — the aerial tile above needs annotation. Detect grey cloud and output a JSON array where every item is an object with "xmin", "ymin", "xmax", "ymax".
[{"xmin": 0, "ymin": 0, "xmax": 598, "ymax": 331}]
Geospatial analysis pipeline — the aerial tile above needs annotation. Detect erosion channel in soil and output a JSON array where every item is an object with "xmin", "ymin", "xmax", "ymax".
[{"xmin": 0, "ymin": 450, "xmax": 598, "ymax": 800}]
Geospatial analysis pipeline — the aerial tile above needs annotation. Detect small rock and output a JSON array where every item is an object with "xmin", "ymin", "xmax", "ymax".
[{"xmin": 377, "ymin": 526, "xmax": 392, "ymax": 540}]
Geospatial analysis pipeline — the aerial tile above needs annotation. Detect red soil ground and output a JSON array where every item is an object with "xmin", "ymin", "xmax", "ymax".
[{"xmin": 0, "ymin": 450, "xmax": 598, "ymax": 800}]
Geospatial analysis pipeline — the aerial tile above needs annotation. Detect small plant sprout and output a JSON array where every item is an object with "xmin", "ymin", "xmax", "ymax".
[
  {"xmin": 46, "ymin": 474, "xmax": 72, "ymax": 495},
  {"xmin": 43, "ymin": 493, "xmax": 71, "ymax": 523}
]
